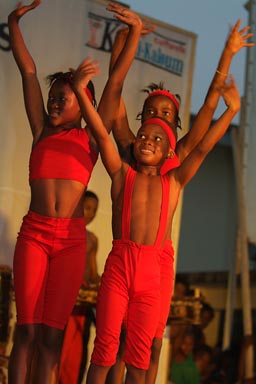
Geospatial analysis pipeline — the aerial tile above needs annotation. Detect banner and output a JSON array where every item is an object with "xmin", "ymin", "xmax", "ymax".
[{"xmin": 0, "ymin": 0, "xmax": 196, "ymax": 272}]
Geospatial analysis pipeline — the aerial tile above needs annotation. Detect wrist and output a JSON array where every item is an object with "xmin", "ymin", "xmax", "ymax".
[
  {"xmin": 116, "ymin": 27, "xmax": 129, "ymax": 37},
  {"xmin": 216, "ymin": 69, "xmax": 228, "ymax": 77},
  {"xmin": 128, "ymin": 24, "xmax": 143, "ymax": 37},
  {"xmin": 73, "ymin": 83, "xmax": 85, "ymax": 95},
  {"xmin": 224, "ymin": 43, "xmax": 236, "ymax": 56},
  {"xmin": 8, "ymin": 14, "xmax": 19, "ymax": 24}
]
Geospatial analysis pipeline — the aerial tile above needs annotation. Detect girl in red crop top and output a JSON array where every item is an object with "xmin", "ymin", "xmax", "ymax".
[
  {"xmin": 8, "ymin": 1, "xmax": 144, "ymax": 383},
  {"xmin": 8, "ymin": 2, "xmax": 97, "ymax": 383}
]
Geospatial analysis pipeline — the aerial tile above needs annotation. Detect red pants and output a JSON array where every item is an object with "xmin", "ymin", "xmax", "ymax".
[
  {"xmin": 156, "ymin": 241, "xmax": 174, "ymax": 338},
  {"xmin": 59, "ymin": 305, "xmax": 96, "ymax": 383},
  {"xmin": 59, "ymin": 312, "xmax": 85, "ymax": 383},
  {"xmin": 91, "ymin": 239, "xmax": 173, "ymax": 370},
  {"xmin": 13, "ymin": 211, "xmax": 86, "ymax": 329}
]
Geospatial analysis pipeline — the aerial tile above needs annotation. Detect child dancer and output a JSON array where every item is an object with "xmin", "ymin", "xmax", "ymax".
[
  {"xmin": 106, "ymin": 18, "xmax": 254, "ymax": 384},
  {"xmin": 7, "ymin": 1, "xmax": 142, "ymax": 382},
  {"xmin": 72, "ymin": 52, "xmax": 241, "ymax": 384}
]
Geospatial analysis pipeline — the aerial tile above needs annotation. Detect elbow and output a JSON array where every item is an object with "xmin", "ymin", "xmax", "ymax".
[{"xmin": 197, "ymin": 143, "xmax": 212, "ymax": 156}]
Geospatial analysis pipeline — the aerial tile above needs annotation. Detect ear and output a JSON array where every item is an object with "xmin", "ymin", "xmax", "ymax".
[{"xmin": 167, "ymin": 149, "xmax": 175, "ymax": 159}]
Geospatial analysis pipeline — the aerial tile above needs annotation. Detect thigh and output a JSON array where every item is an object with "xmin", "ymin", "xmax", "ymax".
[
  {"xmin": 91, "ymin": 250, "xmax": 129, "ymax": 366},
  {"xmin": 125, "ymin": 289, "xmax": 160, "ymax": 370},
  {"xmin": 43, "ymin": 239, "xmax": 86, "ymax": 329},
  {"xmin": 156, "ymin": 244, "xmax": 174, "ymax": 338},
  {"xmin": 13, "ymin": 235, "xmax": 48, "ymax": 325},
  {"xmin": 125, "ymin": 248, "xmax": 161, "ymax": 370}
]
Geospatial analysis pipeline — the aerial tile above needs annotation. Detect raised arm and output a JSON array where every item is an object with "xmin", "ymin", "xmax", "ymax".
[
  {"xmin": 8, "ymin": 0, "xmax": 46, "ymax": 141},
  {"xmin": 176, "ymin": 76, "xmax": 240, "ymax": 187},
  {"xmin": 73, "ymin": 58, "xmax": 122, "ymax": 178},
  {"xmin": 105, "ymin": 23, "xmax": 155, "ymax": 160},
  {"xmin": 106, "ymin": 27, "xmax": 135, "ymax": 158},
  {"xmin": 176, "ymin": 19, "xmax": 254, "ymax": 162},
  {"xmin": 96, "ymin": 3, "xmax": 142, "ymax": 137}
]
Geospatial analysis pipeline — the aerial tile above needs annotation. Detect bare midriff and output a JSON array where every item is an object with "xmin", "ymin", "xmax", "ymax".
[{"xmin": 29, "ymin": 179, "xmax": 85, "ymax": 218}]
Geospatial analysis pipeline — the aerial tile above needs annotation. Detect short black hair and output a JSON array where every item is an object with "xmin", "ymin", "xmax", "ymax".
[
  {"xmin": 194, "ymin": 344, "xmax": 213, "ymax": 360},
  {"xmin": 137, "ymin": 82, "xmax": 182, "ymax": 130},
  {"xmin": 201, "ymin": 302, "xmax": 214, "ymax": 318},
  {"xmin": 46, "ymin": 71, "xmax": 97, "ymax": 108},
  {"xmin": 84, "ymin": 190, "xmax": 99, "ymax": 201}
]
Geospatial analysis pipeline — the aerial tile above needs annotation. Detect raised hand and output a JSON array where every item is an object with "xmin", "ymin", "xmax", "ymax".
[
  {"xmin": 9, "ymin": 1, "xmax": 41, "ymax": 22},
  {"xmin": 141, "ymin": 21, "xmax": 156, "ymax": 36},
  {"xmin": 107, "ymin": 2, "xmax": 142, "ymax": 29},
  {"xmin": 220, "ymin": 75, "xmax": 241, "ymax": 113},
  {"xmin": 72, "ymin": 57, "xmax": 100, "ymax": 91},
  {"xmin": 226, "ymin": 19, "xmax": 255, "ymax": 54}
]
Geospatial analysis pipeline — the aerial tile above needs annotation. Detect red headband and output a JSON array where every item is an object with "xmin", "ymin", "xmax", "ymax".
[
  {"xmin": 142, "ymin": 117, "xmax": 177, "ymax": 150},
  {"xmin": 85, "ymin": 87, "xmax": 94, "ymax": 104},
  {"xmin": 147, "ymin": 89, "xmax": 180, "ymax": 111},
  {"xmin": 142, "ymin": 117, "xmax": 180, "ymax": 174}
]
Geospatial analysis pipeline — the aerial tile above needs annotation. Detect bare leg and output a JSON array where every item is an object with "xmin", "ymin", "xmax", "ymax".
[
  {"xmin": 145, "ymin": 337, "xmax": 163, "ymax": 384},
  {"xmin": 35, "ymin": 324, "xmax": 64, "ymax": 384},
  {"xmin": 8, "ymin": 324, "xmax": 38, "ymax": 384},
  {"xmin": 86, "ymin": 363, "xmax": 111, "ymax": 384},
  {"xmin": 125, "ymin": 364, "xmax": 146, "ymax": 384},
  {"xmin": 106, "ymin": 329, "xmax": 126, "ymax": 384},
  {"xmin": 78, "ymin": 307, "xmax": 95, "ymax": 383},
  {"xmin": 106, "ymin": 355, "xmax": 126, "ymax": 384}
]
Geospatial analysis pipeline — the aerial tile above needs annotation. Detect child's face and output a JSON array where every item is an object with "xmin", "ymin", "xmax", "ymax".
[
  {"xmin": 142, "ymin": 95, "xmax": 178, "ymax": 138},
  {"xmin": 133, "ymin": 123, "xmax": 171, "ymax": 166},
  {"xmin": 47, "ymin": 81, "xmax": 81, "ymax": 128},
  {"xmin": 83, "ymin": 197, "xmax": 98, "ymax": 225},
  {"xmin": 181, "ymin": 335, "xmax": 195, "ymax": 356},
  {"xmin": 174, "ymin": 282, "xmax": 187, "ymax": 299}
]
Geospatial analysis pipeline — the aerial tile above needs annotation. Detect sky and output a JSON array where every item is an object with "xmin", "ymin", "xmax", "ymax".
[{"xmin": 123, "ymin": 0, "xmax": 253, "ymax": 122}]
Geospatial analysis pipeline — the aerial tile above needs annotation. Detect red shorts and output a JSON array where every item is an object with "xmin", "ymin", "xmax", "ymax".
[
  {"xmin": 13, "ymin": 211, "xmax": 86, "ymax": 329},
  {"xmin": 155, "ymin": 241, "xmax": 174, "ymax": 338},
  {"xmin": 120, "ymin": 242, "xmax": 174, "ymax": 339},
  {"xmin": 91, "ymin": 239, "xmax": 164, "ymax": 370}
]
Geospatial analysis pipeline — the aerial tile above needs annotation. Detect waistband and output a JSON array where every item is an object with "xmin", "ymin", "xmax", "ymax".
[
  {"xmin": 112, "ymin": 238, "xmax": 173, "ymax": 252},
  {"xmin": 24, "ymin": 210, "xmax": 85, "ymax": 227},
  {"xmin": 23, "ymin": 211, "xmax": 85, "ymax": 234}
]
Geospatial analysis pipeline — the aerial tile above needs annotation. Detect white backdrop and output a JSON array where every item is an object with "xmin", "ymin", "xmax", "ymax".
[{"xmin": 0, "ymin": 0, "xmax": 196, "ymax": 273}]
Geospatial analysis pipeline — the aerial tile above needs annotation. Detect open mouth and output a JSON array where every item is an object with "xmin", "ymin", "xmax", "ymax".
[
  {"xmin": 141, "ymin": 148, "xmax": 153, "ymax": 154},
  {"xmin": 49, "ymin": 111, "xmax": 59, "ymax": 118}
]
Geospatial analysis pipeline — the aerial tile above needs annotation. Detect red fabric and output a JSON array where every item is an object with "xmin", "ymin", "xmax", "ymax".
[
  {"xmin": 91, "ymin": 167, "xmax": 174, "ymax": 369},
  {"xmin": 59, "ymin": 314, "xmax": 86, "ymax": 384},
  {"xmin": 142, "ymin": 118, "xmax": 177, "ymax": 150},
  {"xmin": 146, "ymin": 89, "xmax": 180, "ymax": 111},
  {"xmin": 29, "ymin": 128, "xmax": 98, "ymax": 186},
  {"xmin": 91, "ymin": 240, "xmax": 161, "ymax": 370},
  {"xmin": 155, "ymin": 240, "xmax": 175, "ymax": 338},
  {"xmin": 13, "ymin": 211, "xmax": 86, "ymax": 329},
  {"xmin": 160, "ymin": 157, "xmax": 180, "ymax": 175}
]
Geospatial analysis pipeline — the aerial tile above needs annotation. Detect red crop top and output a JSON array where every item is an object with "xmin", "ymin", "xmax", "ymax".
[{"xmin": 29, "ymin": 128, "xmax": 98, "ymax": 186}]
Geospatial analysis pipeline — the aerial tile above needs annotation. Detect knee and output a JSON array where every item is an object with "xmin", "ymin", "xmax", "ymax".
[
  {"xmin": 150, "ymin": 338, "xmax": 163, "ymax": 362},
  {"xmin": 126, "ymin": 364, "xmax": 146, "ymax": 383},
  {"xmin": 38, "ymin": 325, "xmax": 64, "ymax": 355},
  {"xmin": 13, "ymin": 324, "xmax": 37, "ymax": 346}
]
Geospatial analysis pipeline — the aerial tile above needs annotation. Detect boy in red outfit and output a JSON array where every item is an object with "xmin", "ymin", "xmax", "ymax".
[{"xmin": 72, "ymin": 10, "xmax": 241, "ymax": 383}]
